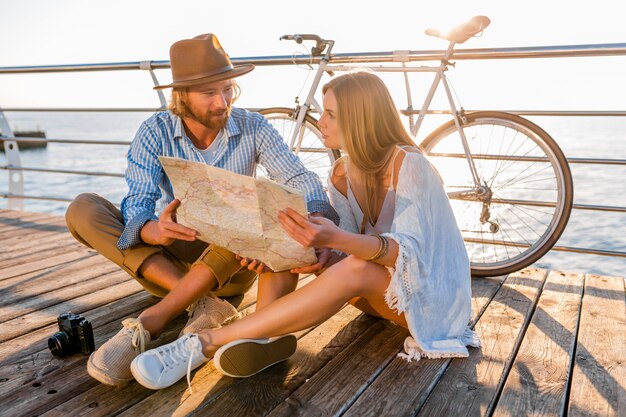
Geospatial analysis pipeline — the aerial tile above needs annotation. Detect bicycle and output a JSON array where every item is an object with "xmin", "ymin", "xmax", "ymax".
[{"xmin": 260, "ymin": 16, "xmax": 573, "ymax": 277}]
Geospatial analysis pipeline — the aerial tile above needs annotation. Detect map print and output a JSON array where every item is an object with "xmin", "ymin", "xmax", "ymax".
[{"xmin": 159, "ymin": 156, "xmax": 317, "ymax": 271}]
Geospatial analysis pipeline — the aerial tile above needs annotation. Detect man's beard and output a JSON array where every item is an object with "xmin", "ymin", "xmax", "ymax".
[{"xmin": 187, "ymin": 105, "xmax": 231, "ymax": 130}]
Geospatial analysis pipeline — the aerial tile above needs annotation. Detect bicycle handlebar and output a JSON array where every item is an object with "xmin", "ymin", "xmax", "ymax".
[
  {"xmin": 280, "ymin": 34, "xmax": 323, "ymax": 43},
  {"xmin": 280, "ymin": 34, "xmax": 333, "ymax": 56}
]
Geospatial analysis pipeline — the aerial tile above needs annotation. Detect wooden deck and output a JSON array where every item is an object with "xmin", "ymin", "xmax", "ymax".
[{"xmin": 0, "ymin": 209, "xmax": 624, "ymax": 417}]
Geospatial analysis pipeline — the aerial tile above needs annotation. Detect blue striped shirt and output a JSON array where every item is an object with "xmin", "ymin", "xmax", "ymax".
[{"xmin": 118, "ymin": 108, "xmax": 338, "ymax": 250}]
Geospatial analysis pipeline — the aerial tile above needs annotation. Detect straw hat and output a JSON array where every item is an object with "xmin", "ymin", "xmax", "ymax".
[{"xmin": 154, "ymin": 33, "xmax": 254, "ymax": 90}]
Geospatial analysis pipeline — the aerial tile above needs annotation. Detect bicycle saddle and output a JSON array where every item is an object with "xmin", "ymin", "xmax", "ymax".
[{"xmin": 425, "ymin": 16, "xmax": 491, "ymax": 44}]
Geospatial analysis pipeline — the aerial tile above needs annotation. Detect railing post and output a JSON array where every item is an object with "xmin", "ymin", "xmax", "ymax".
[
  {"xmin": 139, "ymin": 61, "xmax": 168, "ymax": 110},
  {"xmin": 0, "ymin": 108, "xmax": 24, "ymax": 210}
]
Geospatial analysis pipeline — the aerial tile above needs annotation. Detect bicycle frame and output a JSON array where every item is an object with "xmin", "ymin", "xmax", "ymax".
[{"xmin": 288, "ymin": 37, "xmax": 484, "ymax": 197}]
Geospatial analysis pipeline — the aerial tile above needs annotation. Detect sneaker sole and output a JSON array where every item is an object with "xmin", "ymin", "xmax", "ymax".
[
  {"xmin": 213, "ymin": 335, "xmax": 297, "ymax": 378},
  {"xmin": 87, "ymin": 352, "xmax": 133, "ymax": 387}
]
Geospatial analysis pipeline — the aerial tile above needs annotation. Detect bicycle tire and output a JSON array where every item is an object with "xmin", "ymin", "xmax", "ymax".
[
  {"xmin": 420, "ymin": 111, "xmax": 573, "ymax": 277},
  {"xmin": 258, "ymin": 107, "xmax": 341, "ymax": 185}
]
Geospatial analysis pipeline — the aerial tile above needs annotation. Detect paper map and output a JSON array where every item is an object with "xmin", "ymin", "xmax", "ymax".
[{"xmin": 159, "ymin": 156, "xmax": 317, "ymax": 271}]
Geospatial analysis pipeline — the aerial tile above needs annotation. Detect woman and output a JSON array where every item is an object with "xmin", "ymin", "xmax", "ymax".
[{"xmin": 129, "ymin": 71, "xmax": 480, "ymax": 391}]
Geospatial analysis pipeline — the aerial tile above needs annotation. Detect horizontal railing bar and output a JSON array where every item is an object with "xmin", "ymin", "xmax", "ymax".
[
  {"xmin": 402, "ymin": 110, "xmax": 626, "ymax": 117},
  {"xmin": 0, "ymin": 137, "xmax": 131, "ymax": 145},
  {"xmin": 567, "ymin": 157, "xmax": 626, "ymax": 165},
  {"xmin": 2, "ymin": 191, "xmax": 622, "ymax": 259},
  {"xmin": 2, "ymin": 107, "xmax": 163, "ymax": 112},
  {"xmin": 0, "ymin": 165, "xmax": 124, "ymax": 177},
  {"xmin": 1, "ymin": 43, "xmax": 625, "ymax": 75},
  {"xmin": 0, "ymin": 193, "xmax": 120, "ymax": 207},
  {"xmin": 572, "ymin": 203, "xmax": 626, "ymax": 213},
  {"xmin": 464, "ymin": 237, "xmax": 626, "ymax": 258},
  {"xmin": 430, "ymin": 152, "xmax": 626, "ymax": 166},
  {"xmin": 4, "ymin": 108, "xmax": 626, "ymax": 117},
  {"xmin": 1, "ymin": 193, "xmax": 75, "ymax": 203}
]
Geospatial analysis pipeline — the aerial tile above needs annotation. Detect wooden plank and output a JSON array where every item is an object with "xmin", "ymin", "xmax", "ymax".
[
  {"xmin": 492, "ymin": 271, "xmax": 584, "ymax": 417},
  {"xmin": 0, "ymin": 279, "xmax": 143, "ymax": 343},
  {"xmin": 414, "ymin": 267, "xmax": 548, "ymax": 417},
  {"xmin": 0, "ymin": 215, "xmax": 66, "ymax": 236},
  {"xmin": 0, "ymin": 255, "xmax": 117, "ymax": 302},
  {"xmin": 0, "ymin": 211, "xmax": 56, "ymax": 228},
  {"xmin": 0, "ymin": 250, "xmax": 96, "ymax": 280},
  {"xmin": 0, "ymin": 237, "xmax": 84, "ymax": 266},
  {"xmin": 0, "ymin": 233, "xmax": 79, "ymax": 261},
  {"xmin": 342, "ymin": 275, "xmax": 505, "ymax": 417},
  {"xmin": 266, "ymin": 318, "xmax": 407, "ymax": 417},
  {"xmin": 38, "ymin": 276, "xmax": 311, "ymax": 416},
  {"xmin": 0, "ymin": 270, "xmax": 131, "ymax": 323},
  {"xmin": 568, "ymin": 275, "xmax": 626, "ymax": 417},
  {"xmin": 0, "ymin": 226, "xmax": 73, "ymax": 252},
  {"xmin": 0, "ymin": 291, "xmax": 156, "ymax": 365},
  {"xmin": 119, "ymin": 306, "xmax": 370, "ymax": 417},
  {"xmin": 0, "ymin": 301, "xmax": 153, "ymax": 395}
]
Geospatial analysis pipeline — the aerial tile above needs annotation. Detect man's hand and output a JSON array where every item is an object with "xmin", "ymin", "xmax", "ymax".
[
  {"xmin": 290, "ymin": 247, "xmax": 334, "ymax": 274},
  {"xmin": 140, "ymin": 199, "xmax": 197, "ymax": 246},
  {"xmin": 235, "ymin": 255, "xmax": 273, "ymax": 274}
]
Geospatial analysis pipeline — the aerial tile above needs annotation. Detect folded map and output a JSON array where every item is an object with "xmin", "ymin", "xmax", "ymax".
[{"xmin": 159, "ymin": 156, "xmax": 317, "ymax": 271}]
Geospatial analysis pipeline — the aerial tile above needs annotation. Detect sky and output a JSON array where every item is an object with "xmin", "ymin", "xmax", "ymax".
[{"xmin": 1, "ymin": 0, "xmax": 625, "ymax": 112}]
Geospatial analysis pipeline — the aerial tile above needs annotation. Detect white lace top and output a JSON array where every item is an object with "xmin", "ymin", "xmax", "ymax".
[{"xmin": 328, "ymin": 147, "xmax": 480, "ymax": 361}]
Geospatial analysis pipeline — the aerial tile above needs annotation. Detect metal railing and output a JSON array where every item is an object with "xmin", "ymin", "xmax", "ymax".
[{"xmin": 1, "ymin": 43, "xmax": 625, "ymax": 261}]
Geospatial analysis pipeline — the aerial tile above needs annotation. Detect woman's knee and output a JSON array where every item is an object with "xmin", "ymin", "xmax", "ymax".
[{"xmin": 336, "ymin": 255, "xmax": 388, "ymax": 293}]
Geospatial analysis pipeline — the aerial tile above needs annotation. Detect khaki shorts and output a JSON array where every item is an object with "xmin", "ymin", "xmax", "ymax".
[{"xmin": 66, "ymin": 193, "xmax": 257, "ymax": 298}]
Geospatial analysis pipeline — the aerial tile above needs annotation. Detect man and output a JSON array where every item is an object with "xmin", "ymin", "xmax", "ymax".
[{"xmin": 65, "ymin": 33, "xmax": 337, "ymax": 387}]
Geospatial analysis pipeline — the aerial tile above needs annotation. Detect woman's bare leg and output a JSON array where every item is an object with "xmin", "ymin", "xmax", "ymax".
[{"xmin": 198, "ymin": 256, "xmax": 406, "ymax": 355}]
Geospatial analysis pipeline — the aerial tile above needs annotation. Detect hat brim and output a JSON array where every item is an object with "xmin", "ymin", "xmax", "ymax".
[{"xmin": 153, "ymin": 64, "xmax": 255, "ymax": 90}]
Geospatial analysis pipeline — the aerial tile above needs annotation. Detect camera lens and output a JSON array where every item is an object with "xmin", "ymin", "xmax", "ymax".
[{"xmin": 48, "ymin": 331, "xmax": 72, "ymax": 357}]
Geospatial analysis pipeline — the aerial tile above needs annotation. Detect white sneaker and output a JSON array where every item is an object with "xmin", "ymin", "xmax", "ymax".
[{"xmin": 130, "ymin": 333, "xmax": 209, "ymax": 392}]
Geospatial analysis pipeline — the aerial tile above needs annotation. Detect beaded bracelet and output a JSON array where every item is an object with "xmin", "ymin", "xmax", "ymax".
[{"xmin": 367, "ymin": 234, "xmax": 389, "ymax": 261}]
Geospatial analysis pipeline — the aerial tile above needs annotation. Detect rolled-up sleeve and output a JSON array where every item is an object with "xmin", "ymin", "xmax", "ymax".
[{"xmin": 118, "ymin": 123, "xmax": 164, "ymax": 250}]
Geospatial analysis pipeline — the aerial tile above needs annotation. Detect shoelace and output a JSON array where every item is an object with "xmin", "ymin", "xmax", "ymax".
[
  {"xmin": 121, "ymin": 318, "xmax": 147, "ymax": 352},
  {"xmin": 154, "ymin": 335, "xmax": 201, "ymax": 394},
  {"xmin": 186, "ymin": 295, "xmax": 210, "ymax": 318}
]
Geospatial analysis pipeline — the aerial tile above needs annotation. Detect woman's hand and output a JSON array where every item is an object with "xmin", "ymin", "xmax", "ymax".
[
  {"xmin": 278, "ymin": 208, "xmax": 340, "ymax": 248},
  {"xmin": 235, "ymin": 255, "xmax": 273, "ymax": 274}
]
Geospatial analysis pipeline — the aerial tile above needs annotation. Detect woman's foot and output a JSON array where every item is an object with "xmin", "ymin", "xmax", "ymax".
[
  {"xmin": 213, "ymin": 335, "xmax": 297, "ymax": 378},
  {"xmin": 86, "ymin": 318, "xmax": 151, "ymax": 387},
  {"xmin": 130, "ymin": 333, "xmax": 210, "ymax": 392}
]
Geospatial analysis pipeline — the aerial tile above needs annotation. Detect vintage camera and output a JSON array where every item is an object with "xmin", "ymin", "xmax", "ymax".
[{"xmin": 48, "ymin": 313, "xmax": 95, "ymax": 357}]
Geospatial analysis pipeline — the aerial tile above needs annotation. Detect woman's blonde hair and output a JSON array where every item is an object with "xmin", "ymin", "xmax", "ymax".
[
  {"xmin": 168, "ymin": 79, "xmax": 241, "ymax": 117},
  {"xmin": 322, "ymin": 71, "xmax": 416, "ymax": 227}
]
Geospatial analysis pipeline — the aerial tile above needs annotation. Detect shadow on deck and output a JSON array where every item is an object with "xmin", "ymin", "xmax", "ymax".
[{"xmin": 0, "ymin": 210, "xmax": 624, "ymax": 417}]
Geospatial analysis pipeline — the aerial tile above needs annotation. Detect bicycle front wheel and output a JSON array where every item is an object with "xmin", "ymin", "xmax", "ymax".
[
  {"xmin": 420, "ymin": 111, "xmax": 573, "ymax": 277},
  {"xmin": 259, "ymin": 107, "xmax": 341, "ymax": 185}
]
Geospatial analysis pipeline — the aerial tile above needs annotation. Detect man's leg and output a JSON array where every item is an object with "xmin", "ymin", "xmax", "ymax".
[
  {"xmin": 255, "ymin": 271, "xmax": 299, "ymax": 311},
  {"xmin": 65, "ymin": 193, "xmax": 203, "ymax": 296},
  {"xmin": 138, "ymin": 245, "xmax": 256, "ymax": 337}
]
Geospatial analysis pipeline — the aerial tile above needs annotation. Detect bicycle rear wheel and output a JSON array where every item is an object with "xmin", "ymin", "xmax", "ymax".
[
  {"xmin": 259, "ymin": 107, "xmax": 341, "ymax": 185},
  {"xmin": 420, "ymin": 111, "xmax": 573, "ymax": 277}
]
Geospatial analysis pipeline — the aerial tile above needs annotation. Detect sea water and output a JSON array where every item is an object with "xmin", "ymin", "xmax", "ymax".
[{"xmin": 1, "ymin": 111, "xmax": 624, "ymax": 278}]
